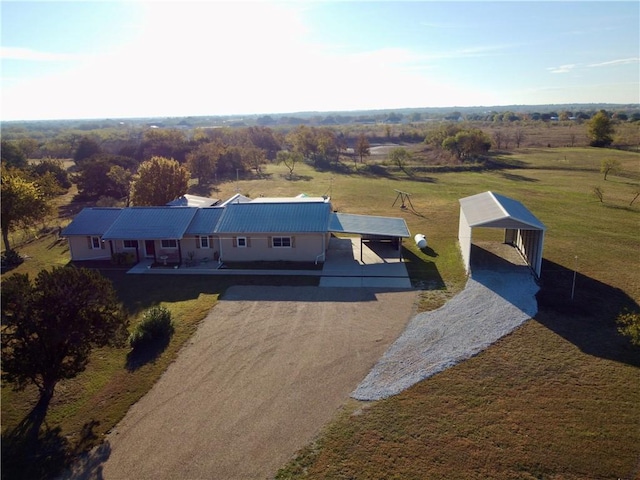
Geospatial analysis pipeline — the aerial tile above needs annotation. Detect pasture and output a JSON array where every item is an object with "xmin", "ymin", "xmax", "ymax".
[{"xmin": 2, "ymin": 145, "xmax": 639, "ymax": 479}]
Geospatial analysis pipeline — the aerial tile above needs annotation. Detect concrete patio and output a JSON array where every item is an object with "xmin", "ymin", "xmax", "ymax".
[{"xmin": 126, "ymin": 237, "xmax": 412, "ymax": 289}]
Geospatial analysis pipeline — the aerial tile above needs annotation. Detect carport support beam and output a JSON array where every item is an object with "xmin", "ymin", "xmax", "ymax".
[{"xmin": 360, "ymin": 237, "xmax": 363, "ymax": 263}]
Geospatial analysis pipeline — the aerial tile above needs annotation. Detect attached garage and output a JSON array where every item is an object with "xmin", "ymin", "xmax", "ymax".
[{"xmin": 458, "ymin": 191, "xmax": 546, "ymax": 278}]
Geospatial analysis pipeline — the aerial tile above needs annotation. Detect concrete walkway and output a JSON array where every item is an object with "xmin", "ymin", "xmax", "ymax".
[{"xmin": 127, "ymin": 237, "xmax": 412, "ymax": 290}]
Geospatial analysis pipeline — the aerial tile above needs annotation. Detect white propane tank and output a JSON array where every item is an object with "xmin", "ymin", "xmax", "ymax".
[{"xmin": 414, "ymin": 234, "xmax": 427, "ymax": 249}]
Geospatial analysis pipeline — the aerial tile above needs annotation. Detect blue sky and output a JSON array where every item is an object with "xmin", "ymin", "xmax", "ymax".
[{"xmin": 1, "ymin": 1, "xmax": 638, "ymax": 121}]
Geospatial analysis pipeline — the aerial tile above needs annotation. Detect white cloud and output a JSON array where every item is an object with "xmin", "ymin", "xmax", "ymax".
[
  {"xmin": 588, "ymin": 57, "xmax": 639, "ymax": 68},
  {"xmin": 547, "ymin": 64, "xmax": 577, "ymax": 74}
]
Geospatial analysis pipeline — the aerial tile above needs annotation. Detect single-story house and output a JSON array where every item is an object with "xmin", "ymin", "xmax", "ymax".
[{"xmin": 61, "ymin": 195, "xmax": 411, "ymax": 266}]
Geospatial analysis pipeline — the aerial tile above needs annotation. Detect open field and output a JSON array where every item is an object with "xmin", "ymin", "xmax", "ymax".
[{"xmin": 2, "ymin": 145, "xmax": 640, "ymax": 479}]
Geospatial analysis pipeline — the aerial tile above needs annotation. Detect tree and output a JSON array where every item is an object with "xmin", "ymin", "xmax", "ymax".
[
  {"xmin": 513, "ymin": 128, "xmax": 525, "ymax": 148},
  {"xmin": 30, "ymin": 159, "xmax": 71, "ymax": 190},
  {"xmin": 1, "ymin": 140, "xmax": 28, "ymax": 169},
  {"xmin": 587, "ymin": 110, "xmax": 615, "ymax": 147},
  {"xmin": 73, "ymin": 136, "xmax": 102, "ymax": 165},
  {"xmin": 389, "ymin": 147, "xmax": 411, "ymax": 173},
  {"xmin": 600, "ymin": 158, "xmax": 621, "ymax": 181},
  {"xmin": 186, "ymin": 141, "xmax": 223, "ymax": 185},
  {"xmin": 277, "ymin": 150, "xmax": 303, "ymax": 179},
  {"xmin": 442, "ymin": 129, "xmax": 491, "ymax": 161},
  {"xmin": 1, "ymin": 267, "xmax": 127, "ymax": 439},
  {"xmin": 355, "ymin": 134, "xmax": 370, "ymax": 164},
  {"xmin": 1, "ymin": 169, "xmax": 52, "ymax": 251},
  {"xmin": 74, "ymin": 154, "xmax": 137, "ymax": 200},
  {"xmin": 130, "ymin": 156, "xmax": 189, "ymax": 206}
]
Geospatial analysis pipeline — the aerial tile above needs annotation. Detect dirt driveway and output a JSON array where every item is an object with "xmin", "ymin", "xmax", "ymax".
[{"xmin": 68, "ymin": 286, "xmax": 416, "ymax": 480}]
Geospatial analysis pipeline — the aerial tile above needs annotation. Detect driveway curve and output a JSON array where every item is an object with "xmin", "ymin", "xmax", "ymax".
[{"xmin": 66, "ymin": 286, "xmax": 417, "ymax": 480}]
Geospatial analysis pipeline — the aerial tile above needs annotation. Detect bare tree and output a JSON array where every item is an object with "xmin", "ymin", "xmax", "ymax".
[{"xmin": 513, "ymin": 129, "xmax": 525, "ymax": 148}]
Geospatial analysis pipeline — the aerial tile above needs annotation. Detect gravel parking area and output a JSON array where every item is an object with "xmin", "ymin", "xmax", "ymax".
[{"xmin": 66, "ymin": 286, "xmax": 417, "ymax": 480}]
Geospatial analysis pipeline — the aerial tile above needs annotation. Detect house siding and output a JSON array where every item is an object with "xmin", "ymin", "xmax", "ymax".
[
  {"xmin": 219, "ymin": 233, "xmax": 328, "ymax": 263},
  {"xmin": 68, "ymin": 236, "xmax": 111, "ymax": 261}
]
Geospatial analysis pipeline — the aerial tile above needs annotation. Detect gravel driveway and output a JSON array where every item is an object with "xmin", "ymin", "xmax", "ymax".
[
  {"xmin": 353, "ymin": 269, "xmax": 540, "ymax": 400},
  {"xmin": 65, "ymin": 286, "xmax": 417, "ymax": 480}
]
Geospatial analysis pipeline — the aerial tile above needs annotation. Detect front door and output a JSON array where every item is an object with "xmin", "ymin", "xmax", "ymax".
[{"xmin": 145, "ymin": 240, "xmax": 156, "ymax": 258}]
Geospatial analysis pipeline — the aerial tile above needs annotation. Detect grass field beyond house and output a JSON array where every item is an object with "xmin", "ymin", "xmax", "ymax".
[{"xmin": 2, "ymin": 146, "xmax": 640, "ymax": 479}]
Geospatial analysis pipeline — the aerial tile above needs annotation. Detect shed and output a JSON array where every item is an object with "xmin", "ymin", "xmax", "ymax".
[{"xmin": 458, "ymin": 191, "xmax": 546, "ymax": 277}]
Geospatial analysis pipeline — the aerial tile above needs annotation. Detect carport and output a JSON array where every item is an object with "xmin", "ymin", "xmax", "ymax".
[
  {"xmin": 328, "ymin": 213, "xmax": 411, "ymax": 262},
  {"xmin": 458, "ymin": 191, "xmax": 546, "ymax": 278}
]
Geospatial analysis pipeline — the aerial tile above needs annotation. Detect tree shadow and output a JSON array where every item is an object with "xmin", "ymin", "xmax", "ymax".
[
  {"xmin": 496, "ymin": 171, "xmax": 540, "ymax": 182},
  {"xmin": 1, "ymin": 409, "xmax": 106, "ymax": 479},
  {"xmin": 125, "ymin": 335, "xmax": 171, "ymax": 371},
  {"xmin": 535, "ymin": 259, "xmax": 640, "ymax": 367},
  {"xmin": 279, "ymin": 173, "xmax": 314, "ymax": 182}
]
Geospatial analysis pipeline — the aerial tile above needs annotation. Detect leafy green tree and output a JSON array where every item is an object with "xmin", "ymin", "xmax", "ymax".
[
  {"xmin": 1, "ymin": 267, "xmax": 127, "ymax": 439},
  {"xmin": 30, "ymin": 159, "xmax": 71, "ymax": 189},
  {"xmin": 140, "ymin": 128, "xmax": 189, "ymax": 162},
  {"xmin": 587, "ymin": 110, "xmax": 615, "ymax": 147},
  {"xmin": 1, "ymin": 140, "xmax": 28, "ymax": 169},
  {"xmin": 73, "ymin": 136, "xmax": 102, "ymax": 165},
  {"xmin": 17, "ymin": 137, "xmax": 40, "ymax": 159},
  {"xmin": 131, "ymin": 156, "xmax": 189, "ymax": 206},
  {"xmin": 75, "ymin": 154, "xmax": 137, "ymax": 199},
  {"xmin": 277, "ymin": 150, "xmax": 303, "ymax": 179},
  {"xmin": 355, "ymin": 134, "xmax": 370, "ymax": 164},
  {"xmin": 186, "ymin": 141, "xmax": 223, "ymax": 185},
  {"xmin": 389, "ymin": 147, "xmax": 411, "ymax": 173},
  {"xmin": 600, "ymin": 158, "xmax": 621, "ymax": 181},
  {"xmin": 1, "ymin": 169, "xmax": 52, "ymax": 251},
  {"xmin": 442, "ymin": 129, "xmax": 491, "ymax": 161}
]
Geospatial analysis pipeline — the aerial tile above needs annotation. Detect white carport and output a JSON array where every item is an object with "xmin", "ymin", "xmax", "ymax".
[{"xmin": 458, "ymin": 191, "xmax": 546, "ymax": 278}]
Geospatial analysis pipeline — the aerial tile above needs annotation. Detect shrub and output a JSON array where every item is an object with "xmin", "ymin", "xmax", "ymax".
[
  {"xmin": 617, "ymin": 309, "xmax": 640, "ymax": 347},
  {"xmin": 1, "ymin": 249, "xmax": 24, "ymax": 269},
  {"xmin": 129, "ymin": 306, "xmax": 174, "ymax": 349}
]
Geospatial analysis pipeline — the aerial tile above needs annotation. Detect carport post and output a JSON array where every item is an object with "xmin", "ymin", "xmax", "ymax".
[{"xmin": 360, "ymin": 237, "xmax": 363, "ymax": 263}]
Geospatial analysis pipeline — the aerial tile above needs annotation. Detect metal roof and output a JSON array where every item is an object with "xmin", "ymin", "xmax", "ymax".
[
  {"xmin": 329, "ymin": 213, "xmax": 411, "ymax": 238},
  {"xmin": 459, "ymin": 191, "xmax": 546, "ymax": 230},
  {"xmin": 166, "ymin": 194, "xmax": 220, "ymax": 207},
  {"xmin": 216, "ymin": 202, "xmax": 331, "ymax": 233},
  {"xmin": 185, "ymin": 208, "xmax": 224, "ymax": 235},
  {"xmin": 102, "ymin": 207, "xmax": 199, "ymax": 240},
  {"xmin": 61, "ymin": 208, "xmax": 122, "ymax": 236}
]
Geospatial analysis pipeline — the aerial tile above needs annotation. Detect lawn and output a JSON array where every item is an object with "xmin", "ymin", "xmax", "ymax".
[{"xmin": 2, "ymin": 146, "xmax": 639, "ymax": 479}]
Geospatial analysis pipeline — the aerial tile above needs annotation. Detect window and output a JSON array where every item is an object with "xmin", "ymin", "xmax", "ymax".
[
  {"xmin": 123, "ymin": 240, "xmax": 138, "ymax": 249},
  {"xmin": 237, "ymin": 236, "xmax": 247, "ymax": 248},
  {"xmin": 161, "ymin": 239, "xmax": 178, "ymax": 249},
  {"xmin": 91, "ymin": 236, "xmax": 101, "ymax": 249},
  {"xmin": 272, "ymin": 236, "xmax": 291, "ymax": 248},
  {"xmin": 200, "ymin": 236, "xmax": 209, "ymax": 248}
]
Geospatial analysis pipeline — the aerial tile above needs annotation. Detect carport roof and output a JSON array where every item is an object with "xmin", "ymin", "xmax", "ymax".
[
  {"xmin": 459, "ymin": 191, "xmax": 546, "ymax": 230},
  {"xmin": 329, "ymin": 213, "xmax": 411, "ymax": 238}
]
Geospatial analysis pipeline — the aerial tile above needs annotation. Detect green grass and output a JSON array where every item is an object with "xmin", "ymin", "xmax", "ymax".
[
  {"xmin": 2, "ymin": 146, "xmax": 640, "ymax": 479},
  {"xmin": 273, "ymin": 148, "xmax": 640, "ymax": 479}
]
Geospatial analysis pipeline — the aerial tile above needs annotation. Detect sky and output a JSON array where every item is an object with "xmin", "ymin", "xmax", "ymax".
[{"xmin": 1, "ymin": 1, "xmax": 639, "ymax": 121}]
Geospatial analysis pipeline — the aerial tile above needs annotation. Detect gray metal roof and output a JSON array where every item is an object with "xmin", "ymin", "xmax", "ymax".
[
  {"xmin": 185, "ymin": 208, "xmax": 224, "ymax": 235},
  {"xmin": 166, "ymin": 194, "xmax": 220, "ymax": 207},
  {"xmin": 329, "ymin": 213, "xmax": 411, "ymax": 237},
  {"xmin": 61, "ymin": 208, "xmax": 122, "ymax": 236},
  {"xmin": 216, "ymin": 202, "xmax": 331, "ymax": 233},
  {"xmin": 459, "ymin": 191, "xmax": 546, "ymax": 230},
  {"xmin": 102, "ymin": 207, "xmax": 198, "ymax": 240}
]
